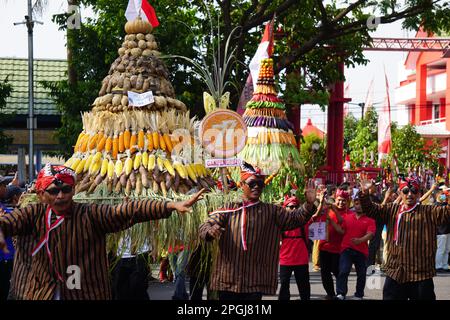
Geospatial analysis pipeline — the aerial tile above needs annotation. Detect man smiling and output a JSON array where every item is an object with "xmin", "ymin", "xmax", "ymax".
[
  {"xmin": 0, "ymin": 164, "xmax": 205, "ymax": 300},
  {"xmin": 359, "ymin": 177, "xmax": 450, "ymax": 300},
  {"xmin": 199, "ymin": 162, "xmax": 317, "ymax": 300}
]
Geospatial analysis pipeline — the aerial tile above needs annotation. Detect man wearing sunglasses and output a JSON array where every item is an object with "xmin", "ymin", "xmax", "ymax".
[
  {"xmin": 0, "ymin": 164, "xmax": 205, "ymax": 300},
  {"xmin": 199, "ymin": 162, "xmax": 317, "ymax": 300},
  {"xmin": 359, "ymin": 177, "xmax": 450, "ymax": 300}
]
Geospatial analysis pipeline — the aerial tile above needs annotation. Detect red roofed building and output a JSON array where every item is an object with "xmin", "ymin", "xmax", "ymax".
[
  {"xmin": 395, "ymin": 29, "xmax": 450, "ymax": 167},
  {"xmin": 302, "ymin": 118, "xmax": 325, "ymax": 138}
]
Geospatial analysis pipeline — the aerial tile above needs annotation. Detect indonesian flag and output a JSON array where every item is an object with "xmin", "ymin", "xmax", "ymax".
[
  {"xmin": 236, "ymin": 17, "xmax": 275, "ymax": 115},
  {"xmin": 343, "ymin": 154, "xmax": 351, "ymax": 170},
  {"xmin": 125, "ymin": 0, "xmax": 159, "ymax": 27},
  {"xmin": 377, "ymin": 72, "xmax": 392, "ymax": 166}
]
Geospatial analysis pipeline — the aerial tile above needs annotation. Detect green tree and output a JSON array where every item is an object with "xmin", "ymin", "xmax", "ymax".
[
  {"xmin": 0, "ymin": 78, "xmax": 13, "ymax": 153},
  {"xmin": 300, "ymin": 133, "xmax": 326, "ymax": 179},
  {"xmin": 348, "ymin": 108, "xmax": 378, "ymax": 166},
  {"xmin": 343, "ymin": 113, "xmax": 358, "ymax": 156},
  {"xmin": 388, "ymin": 124, "xmax": 442, "ymax": 173}
]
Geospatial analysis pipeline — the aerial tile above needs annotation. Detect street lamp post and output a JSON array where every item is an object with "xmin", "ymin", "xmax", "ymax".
[{"xmin": 14, "ymin": 0, "xmax": 43, "ymax": 182}]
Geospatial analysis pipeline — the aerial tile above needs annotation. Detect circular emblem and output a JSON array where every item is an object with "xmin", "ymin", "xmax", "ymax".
[{"xmin": 199, "ymin": 109, "xmax": 247, "ymax": 158}]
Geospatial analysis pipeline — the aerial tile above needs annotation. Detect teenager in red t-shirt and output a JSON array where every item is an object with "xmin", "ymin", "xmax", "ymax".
[
  {"xmin": 278, "ymin": 195, "xmax": 313, "ymax": 300},
  {"xmin": 335, "ymin": 194, "xmax": 376, "ymax": 300},
  {"xmin": 313, "ymin": 187, "xmax": 351, "ymax": 299}
]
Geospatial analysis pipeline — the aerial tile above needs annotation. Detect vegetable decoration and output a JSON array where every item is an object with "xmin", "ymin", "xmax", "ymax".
[
  {"xmin": 65, "ymin": 17, "xmax": 216, "ymax": 198},
  {"xmin": 238, "ymin": 58, "xmax": 303, "ymax": 175}
]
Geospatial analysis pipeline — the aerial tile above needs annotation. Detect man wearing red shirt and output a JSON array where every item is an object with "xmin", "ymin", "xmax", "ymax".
[
  {"xmin": 278, "ymin": 195, "xmax": 313, "ymax": 300},
  {"xmin": 314, "ymin": 187, "xmax": 350, "ymax": 299},
  {"xmin": 335, "ymin": 194, "xmax": 376, "ymax": 300}
]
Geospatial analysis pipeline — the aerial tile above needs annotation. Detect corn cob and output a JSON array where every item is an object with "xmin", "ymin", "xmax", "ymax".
[
  {"xmin": 142, "ymin": 151, "xmax": 149, "ymax": 167},
  {"xmin": 135, "ymin": 174, "xmax": 142, "ymax": 196},
  {"xmin": 80, "ymin": 135, "xmax": 89, "ymax": 152},
  {"xmin": 163, "ymin": 158, "xmax": 175, "ymax": 176},
  {"xmin": 107, "ymin": 159, "xmax": 115, "ymax": 179},
  {"xmin": 93, "ymin": 151, "xmax": 102, "ymax": 163},
  {"xmin": 185, "ymin": 164, "xmax": 198, "ymax": 182},
  {"xmin": 70, "ymin": 158, "xmax": 82, "ymax": 171},
  {"xmin": 105, "ymin": 136, "xmax": 113, "ymax": 153},
  {"xmin": 100, "ymin": 158, "xmax": 109, "ymax": 177},
  {"xmin": 130, "ymin": 132, "xmax": 137, "ymax": 153},
  {"xmin": 134, "ymin": 152, "xmax": 142, "ymax": 170},
  {"xmin": 64, "ymin": 157, "xmax": 75, "ymax": 168},
  {"xmin": 173, "ymin": 162, "xmax": 187, "ymax": 179},
  {"xmin": 88, "ymin": 133, "xmax": 99, "ymax": 151},
  {"xmin": 76, "ymin": 158, "xmax": 87, "ymax": 175},
  {"xmin": 83, "ymin": 154, "xmax": 94, "ymax": 173},
  {"xmin": 194, "ymin": 163, "xmax": 205, "ymax": 178},
  {"xmin": 118, "ymin": 133, "xmax": 125, "ymax": 152},
  {"xmin": 112, "ymin": 135, "xmax": 119, "ymax": 159},
  {"xmin": 124, "ymin": 129, "xmax": 131, "ymax": 150},
  {"xmin": 148, "ymin": 154, "xmax": 156, "ymax": 170},
  {"xmin": 160, "ymin": 181, "xmax": 167, "ymax": 197},
  {"xmin": 124, "ymin": 157, "xmax": 133, "ymax": 176},
  {"xmin": 159, "ymin": 133, "xmax": 166, "ymax": 151},
  {"xmin": 115, "ymin": 159, "xmax": 123, "ymax": 177},
  {"xmin": 138, "ymin": 130, "xmax": 145, "ymax": 151},
  {"xmin": 89, "ymin": 159, "xmax": 101, "ymax": 176},
  {"xmin": 152, "ymin": 132, "xmax": 159, "ymax": 149},
  {"xmin": 163, "ymin": 133, "xmax": 173, "ymax": 153},
  {"xmin": 97, "ymin": 134, "xmax": 107, "ymax": 152},
  {"xmin": 74, "ymin": 132, "xmax": 85, "ymax": 153},
  {"xmin": 146, "ymin": 132, "xmax": 154, "ymax": 151}
]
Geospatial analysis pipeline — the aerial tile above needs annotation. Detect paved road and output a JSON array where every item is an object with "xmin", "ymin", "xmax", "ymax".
[{"xmin": 147, "ymin": 263, "xmax": 450, "ymax": 300}]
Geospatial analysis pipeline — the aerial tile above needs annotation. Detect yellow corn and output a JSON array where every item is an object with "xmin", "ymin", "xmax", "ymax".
[
  {"xmin": 185, "ymin": 164, "xmax": 198, "ymax": 182},
  {"xmin": 105, "ymin": 136, "xmax": 113, "ymax": 153},
  {"xmin": 100, "ymin": 158, "xmax": 109, "ymax": 176},
  {"xmin": 142, "ymin": 151, "xmax": 149, "ymax": 168},
  {"xmin": 74, "ymin": 132, "xmax": 85, "ymax": 152},
  {"xmin": 134, "ymin": 152, "xmax": 142, "ymax": 170},
  {"xmin": 194, "ymin": 163, "xmax": 204, "ymax": 178},
  {"xmin": 64, "ymin": 157, "xmax": 75, "ymax": 168},
  {"xmin": 88, "ymin": 133, "xmax": 99, "ymax": 151},
  {"xmin": 119, "ymin": 133, "xmax": 125, "ymax": 152},
  {"xmin": 70, "ymin": 158, "xmax": 81, "ymax": 171},
  {"xmin": 152, "ymin": 132, "xmax": 159, "ymax": 150},
  {"xmin": 157, "ymin": 156, "xmax": 164, "ymax": 171},
  {"xmin": 76, "ymin": 158, "xmax": 87, "ymax": 175},
  {"xmin": 93, "ymin": 151, "xmax": 102, "ymax": 163},
  {"xmin": 173, "ymin": 162, "xmax": 187, "ymax": 179},
  {"xmin": 83, "ymin": 154, "xmax": 94, "ymax": 173},
  {"xmin": 163, "ymin": 158, "xmax": 175, "ymax": 176},
  {"xmin": 115, "ymin": 159, "xmax": 123, "ymax": 177},
  {"xmin": 124, "ymin": 129, "xmax": 131, "ymax": 150},
  {"xmin": 159, "ymin": 133, "xmax": 166, "ymax": 151},
  {"xmin": 146, "ymin": 132, "xmax": 154, "ymax": 152},
  {"xmin": 89, "ymin": 159, "xmax": 101, "ymax": 175},
  {"xmin": 107, "ymin": 159, "xmax": 115, "ymax": 179},
  {"xmin": 138, "ymin": 130, "xmax": 145, "ymax": 151},
  {"xmin": 148, "ymin": 154, "xmax": 156, "ymax": 170},
  {"xmin": 163, "ymin": 133, "xmax": 173, "ymax": 153},
  {"xmin": 125, "ymin": 157, "xmax": 133, "ymax": 176}
]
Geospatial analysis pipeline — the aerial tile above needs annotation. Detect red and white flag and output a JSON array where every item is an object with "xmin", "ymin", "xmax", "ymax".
[
  {"xmin": 377, "ymin": 72, "xmax": 392, "ymax": 166},
  {"xmin": 125, "ymin": 0, "xmax": 159, "ymax": 27},
  {"xmin": 363, "ymin": 78, "xmax": 374, "ymax": 118},
  {"xmin": 236, "ymin": 17, "xmax": 275, "ymax": 115}
]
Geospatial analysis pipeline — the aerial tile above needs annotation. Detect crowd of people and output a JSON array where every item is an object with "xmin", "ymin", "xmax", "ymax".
[{"xmin": 0, "ymin": 163, "xmax": 450, "ymax": 301}]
